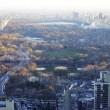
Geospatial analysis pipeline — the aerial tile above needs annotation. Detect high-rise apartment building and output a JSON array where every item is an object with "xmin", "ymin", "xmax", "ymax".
[{"xmin": 94, "ymin": 71, "xmax": 110, "ymax": 110}]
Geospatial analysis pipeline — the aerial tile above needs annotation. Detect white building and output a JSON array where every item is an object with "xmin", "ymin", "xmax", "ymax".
[{"xmin": 0, "ymin": 97, "xmax": 14, "ymax": 110}]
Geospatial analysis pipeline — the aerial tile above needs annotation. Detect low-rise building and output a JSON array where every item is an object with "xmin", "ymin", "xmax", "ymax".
[{"xmin": 0, "ymin": 97, "xmax": 14, "ymax": 110}]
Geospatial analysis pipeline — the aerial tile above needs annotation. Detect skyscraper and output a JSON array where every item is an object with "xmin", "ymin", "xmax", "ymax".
[
  {"xmin": 94, "ymin": 71, "xmax": 110, "ymax": 110},
  {"xmin": 64, "ymin": 89, "xmax": 72, "ymax": 110}
]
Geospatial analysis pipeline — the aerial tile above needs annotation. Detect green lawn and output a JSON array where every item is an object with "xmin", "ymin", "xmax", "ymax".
[{"xmin": 44, "ymin": 49, "xmax": 84, "ymax": 59}]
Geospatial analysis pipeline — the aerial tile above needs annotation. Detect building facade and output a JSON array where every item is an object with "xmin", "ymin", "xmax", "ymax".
[
  {"xmin": 94, "ymin": 71, "xmax": 110, "ymax": 110},
  {"xmin": 0, "ymin": 97, "xmax": 14, "ymax": 110}
]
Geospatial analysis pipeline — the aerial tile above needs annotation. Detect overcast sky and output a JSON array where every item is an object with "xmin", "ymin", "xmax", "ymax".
[{"xmin": 0, "ymin": 0, "xmax": 110, "ymax": 12}]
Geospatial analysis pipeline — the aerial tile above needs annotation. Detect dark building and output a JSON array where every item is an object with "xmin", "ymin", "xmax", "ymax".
[{"xmin": 94, "ymin": 71, "xmax": 110, "ymax": 110}]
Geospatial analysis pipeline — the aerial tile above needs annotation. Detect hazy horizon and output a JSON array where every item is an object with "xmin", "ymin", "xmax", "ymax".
[{"xmin": 0, "ymin": 0, "xmax": 110, "ymax": 13}]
